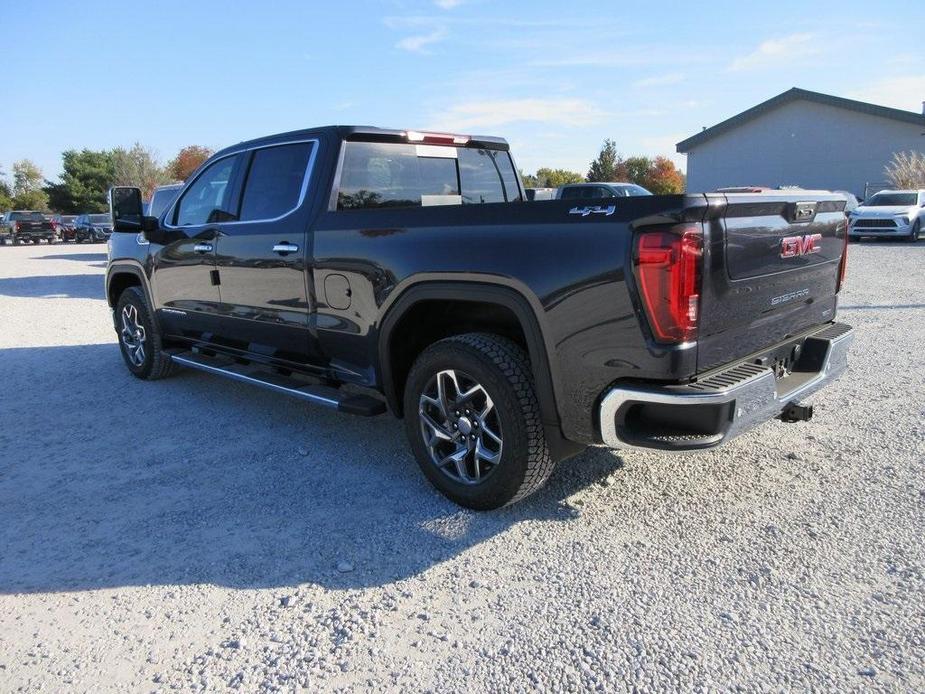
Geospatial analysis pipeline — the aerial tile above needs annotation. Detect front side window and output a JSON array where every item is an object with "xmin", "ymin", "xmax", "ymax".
[
  {"xmin": 239, "ymin": 143, "xmax": 314, "ymax": 221},
  {"xmin": 175, "ymin": 155, "xmax": 239, "ymax": 226},
  {"xmin": 337, "ymin": 141, "xmax": 519, "ymax": 210}
]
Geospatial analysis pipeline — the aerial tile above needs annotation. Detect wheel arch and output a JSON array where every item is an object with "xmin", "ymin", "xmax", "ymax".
[
  {"xmin": 377, "ymin": 279, "xmax": 583, "ymax": 460},
  {"xmin": 106, "ymin": 262, "xmax": 153, "ymax": 309}
]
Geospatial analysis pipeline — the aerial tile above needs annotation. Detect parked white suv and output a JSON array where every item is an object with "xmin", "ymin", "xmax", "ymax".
[{"xmin": 848, "ymin": 189, "xmax": 924, "ymax": 242}]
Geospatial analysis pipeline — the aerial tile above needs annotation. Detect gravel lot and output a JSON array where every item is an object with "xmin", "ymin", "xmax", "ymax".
[{"xmin": 0, "ymin": 241, "xmax": 922, "ymax": 692}]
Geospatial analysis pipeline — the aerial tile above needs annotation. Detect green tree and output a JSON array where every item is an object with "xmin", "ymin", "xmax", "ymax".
[
  {"xmin": 12, "ymin": 160, "xmax": 49, "ymax": 210},
  {"xmin": 44, "ymin": 149, "xmax": 115, "ymax": 213},
  {"xmin": 535, "ymin": 168, "xmax": 584, "ymax": 187},
  {"xmin": 112, "ymin": 143, "xmax": 169, "ymax": 199},
  {"xmin": 0, "ymin": 180, "xmax": 13, "ymax": 211},
  {"xmin": 623, "ymin": 156, "xmax": 651, "ymax": 185},
  {"xmin": 587, "ymin": 139, "xmax": 626, "ymax": 182},
  {"xmin": 520, "ymin": 171, "xmax": 539, "ymax": 188}
]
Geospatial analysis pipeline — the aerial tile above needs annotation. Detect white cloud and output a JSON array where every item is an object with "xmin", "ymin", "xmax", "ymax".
[
  {"xmin": 729, "ymin": 33, "xmax": 820, "ymax": 71},
  {"xmin": 633, "ymin": 73, "xmax": 685, "ymax": 88},
  {"xmin": 434, "ymin": 0, "xmax": 463, "ymax": 8},
  {"xmin": 396, "ymin": 28, "xmax": 447, "ymax": 53},
  {"xmin": 428, "ymin": 98, "xmax": 606, "ymax": 132},
  {"xmin": 848, "ymin": 75, "xmax": 925, "ymax": 112}
]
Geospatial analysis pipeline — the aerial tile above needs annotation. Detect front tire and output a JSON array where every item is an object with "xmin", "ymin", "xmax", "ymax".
[
  {"xmin": 403, "ymin": 333, "xmax": 554, "ymax": 510},
  {"xmin": 114, "ymin": 286, "xmax": 177, "ymax": 380},
  {"xmin": 910, "ymin": 220, "xmax": 920, "ymax": 243}
]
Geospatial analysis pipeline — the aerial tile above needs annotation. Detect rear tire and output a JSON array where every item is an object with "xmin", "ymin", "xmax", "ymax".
[
  {"xmin": 403, "ymin": 333, "xmax": 554, "ymax": 510},
  {"xmin": 115, "ymin": 286, "xmax": 177, "ymax": 380}
]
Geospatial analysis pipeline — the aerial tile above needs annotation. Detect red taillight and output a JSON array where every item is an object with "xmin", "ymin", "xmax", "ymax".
[
  {"xmin": 634, "ymin": 224, "xmax": 703, "ymax": 344},
  {"xmin": 12, "ymin": 222, "xmax": 20, "ymax": 232},
  {"xmin": 836, "ymin": 216, "xmax": 848, "ymax": 293},
  {"xmin": 405, "ymin": 130, "xmax": 470, "ymax": 145}
]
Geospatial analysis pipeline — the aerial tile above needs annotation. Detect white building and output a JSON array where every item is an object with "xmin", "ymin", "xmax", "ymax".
[{"xmin": 677, "ymin": 88, "xmax": 925, "ymax": 197}]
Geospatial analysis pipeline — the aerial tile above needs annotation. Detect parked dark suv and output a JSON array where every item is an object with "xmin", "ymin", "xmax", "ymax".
[{"xmin": 74, "ymin": 213, "xmax": 113, "ymax": 243}]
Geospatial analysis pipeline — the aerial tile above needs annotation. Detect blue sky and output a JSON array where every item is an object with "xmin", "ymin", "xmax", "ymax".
[{"xmin": 3, "ymin": 0, "xmax": 924, "ymax": 181}]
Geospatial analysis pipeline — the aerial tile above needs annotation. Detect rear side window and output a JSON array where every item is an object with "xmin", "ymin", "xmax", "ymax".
[
  {"xmin": 239, "ymin": 143, "xmax": 314, "ymax": 221},
  {"xmin": 175, "ymin": 155, "xmax": 240, "ymax": 226},
  {"xmin": 337, "ymin": 141, "xmax": 518, "ymax": 210}
]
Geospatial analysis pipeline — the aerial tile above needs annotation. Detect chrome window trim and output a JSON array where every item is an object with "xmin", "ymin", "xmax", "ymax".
[{"xmin": 162, "ymin": 138, "xmax": 320, "ymax": 229}]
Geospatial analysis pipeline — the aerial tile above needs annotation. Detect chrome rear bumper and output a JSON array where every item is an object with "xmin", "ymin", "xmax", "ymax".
[{"xmin": 599, "ymin": 322, "xmax": 854, "ymax": 452}]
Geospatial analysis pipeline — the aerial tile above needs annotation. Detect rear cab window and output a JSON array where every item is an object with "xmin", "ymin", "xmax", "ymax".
[{"xmin": 336, "ymin": 141, "xmax": 521, "ymax": 210}]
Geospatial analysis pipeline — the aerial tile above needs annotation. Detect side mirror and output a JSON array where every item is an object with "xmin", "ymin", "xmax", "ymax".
[{"xmin": 110, "ymin": 186, "xmax": 144, "ymax": 232}]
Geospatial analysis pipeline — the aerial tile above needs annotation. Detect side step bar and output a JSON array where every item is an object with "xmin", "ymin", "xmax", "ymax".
[{"xmin": 170, "ymin": 351, "xmax": 387, "ymax": 416}]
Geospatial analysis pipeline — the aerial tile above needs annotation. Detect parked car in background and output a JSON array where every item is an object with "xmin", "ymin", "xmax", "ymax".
[
  {"xmin": 105, "ymin": 124, "xmax": 852, "ymax": 509},
  {"xmin": 556, "ymin": 182, "xmax": 652, "ymax": 199},
  {"xmin": 848, "ymin": 189, "xmax": 924, "ymax": 242},
  {"xmin": 146, "ymin": 183, "xmax": 183, "ymax": 219},
  {"xmin": 524, "ymin": 187, "xmax": 556, "ymax": 201},
  {"xmin": 74, "ymin": 213, "xmax": 114, "ymax": 243},
  {"xmin": 51, "ymin": 214, "xmax": 78, "ymax": 241},
  {"xmin": 0, "ymin": 211, "xmax": 57, "ymax": 245}
]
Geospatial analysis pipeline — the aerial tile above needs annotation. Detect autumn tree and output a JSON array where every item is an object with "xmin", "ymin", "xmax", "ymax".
[
  {"xmin": 166, "ymin": 145, "xmax": 213, "ymax": 182},
  {"xmin": 112, "ymin": 143, "xmax": 169, "ymax": 199},
  {"xmin": 643, "ymin": 156, "xmax": 685, "ymax": 194}
]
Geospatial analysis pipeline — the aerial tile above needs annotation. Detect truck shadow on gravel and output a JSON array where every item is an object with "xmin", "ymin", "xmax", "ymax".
[
  {"xmin": 32, "ymin": 252, "xmax": 108, "ymax": 268},
  {"xmin": 0, "ymin": 274, "xmax": 106, "ymax": 300},
  {"xmin": 0, "ymin": 343, "xmax": 623, "ymax": 595}
]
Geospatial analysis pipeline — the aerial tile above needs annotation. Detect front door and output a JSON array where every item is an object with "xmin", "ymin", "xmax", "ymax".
[
  {"xmin": 211, "ymin": 141, "xmax": 320, "ymax": 367},
  {"xmin": 151, "ymin": 153, "xmax": 245, "ymax": 340}
]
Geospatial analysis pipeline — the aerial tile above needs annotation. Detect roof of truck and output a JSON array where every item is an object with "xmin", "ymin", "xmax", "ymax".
[{"xmin": 216, "ymin": 125, "xmax": 510, "ymax": 158}]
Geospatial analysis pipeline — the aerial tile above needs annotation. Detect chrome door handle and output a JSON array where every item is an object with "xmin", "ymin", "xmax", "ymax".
[
  {"xmin": 273, "ymin": 242, "xmax": 300, "ymax": 255},
  {"xmin": 193, "ymin": 243, "xmax": 213, "ymax": 253}
]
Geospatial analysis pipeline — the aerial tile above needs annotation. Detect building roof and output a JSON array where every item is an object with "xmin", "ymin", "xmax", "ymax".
[{"xmin": 676, "ymin": 87, "xmax": 925, "ymax": 153}]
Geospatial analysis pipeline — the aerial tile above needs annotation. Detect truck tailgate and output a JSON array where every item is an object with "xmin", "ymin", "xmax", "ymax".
[{"xmin": 697, "ymin": 193, "xmax": 847, "ymax": 373}]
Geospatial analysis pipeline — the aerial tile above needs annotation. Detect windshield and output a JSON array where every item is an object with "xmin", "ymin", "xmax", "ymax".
[
  {"xmin": 864, "ymin": 192, "xmax": 917, "ymax": 207},
  {"xmin": 10, "ymin": 212, "xmax": 44, "ymax": 221},
  {"xmin": 149, "ymin": 187, "xmax": 181, "ymax": 218},
  {"xmin": 617, "ymin": 184, "xmax": 652, "ymax": 196},
  {"xmin": 89, "ymin": 214, "xmax": 111, "ymax": 224}
]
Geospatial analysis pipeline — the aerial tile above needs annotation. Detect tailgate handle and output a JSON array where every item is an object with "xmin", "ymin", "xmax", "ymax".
[{"xmin": 789, "ymin": 201, "xmax": 817, "ymax": 223}]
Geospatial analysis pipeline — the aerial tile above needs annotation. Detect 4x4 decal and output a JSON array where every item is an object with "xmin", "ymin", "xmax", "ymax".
[{"xmin": 569, "ymin": 205, "xmax": 616, "ymax": 217}]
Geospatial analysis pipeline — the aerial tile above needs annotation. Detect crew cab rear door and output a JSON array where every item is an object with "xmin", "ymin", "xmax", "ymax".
[
  {"xmin": 210, "ymin": 140, "xmax": 322, "ymax": 366},
  {"xmin": 696, "ymin": 192, "xmax": 847, "ymax": 372}
]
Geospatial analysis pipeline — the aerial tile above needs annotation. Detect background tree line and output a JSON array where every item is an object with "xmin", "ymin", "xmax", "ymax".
[
  {"xmin": 522, "ymin": 139, "xmax": 686, "ymax": 194},
  {"xmin": 0, "ymin": 144, "xmax": 213, "ymax": 214}
]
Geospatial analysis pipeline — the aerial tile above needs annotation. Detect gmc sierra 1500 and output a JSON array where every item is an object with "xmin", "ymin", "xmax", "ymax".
[{"xmin": 105, "ymin": 125, "xmax": 853, "ymax": 509}]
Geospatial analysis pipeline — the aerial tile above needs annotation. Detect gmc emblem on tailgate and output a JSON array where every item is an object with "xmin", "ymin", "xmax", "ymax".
[{"xmin": 780, "ymin": 233, "xmax": 822, "ymax": 258}]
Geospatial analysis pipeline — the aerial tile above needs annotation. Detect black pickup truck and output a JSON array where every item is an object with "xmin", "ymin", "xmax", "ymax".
[
  {"xmin": 105, "ymin": 125, "xmax": 853, "ymax": 509},
  {"xmin": 0, "ymin": 210, "xmax": 58, "ymax": 245}
]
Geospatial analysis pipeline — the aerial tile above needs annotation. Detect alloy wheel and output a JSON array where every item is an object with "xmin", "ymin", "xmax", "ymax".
[
  {"xmin": 120, "ymin": 304, "xmax": 147, "ymax": 367},
  {"xmin": 418, "ymin": 369, "xmax": 503, "ymax": 485}
]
